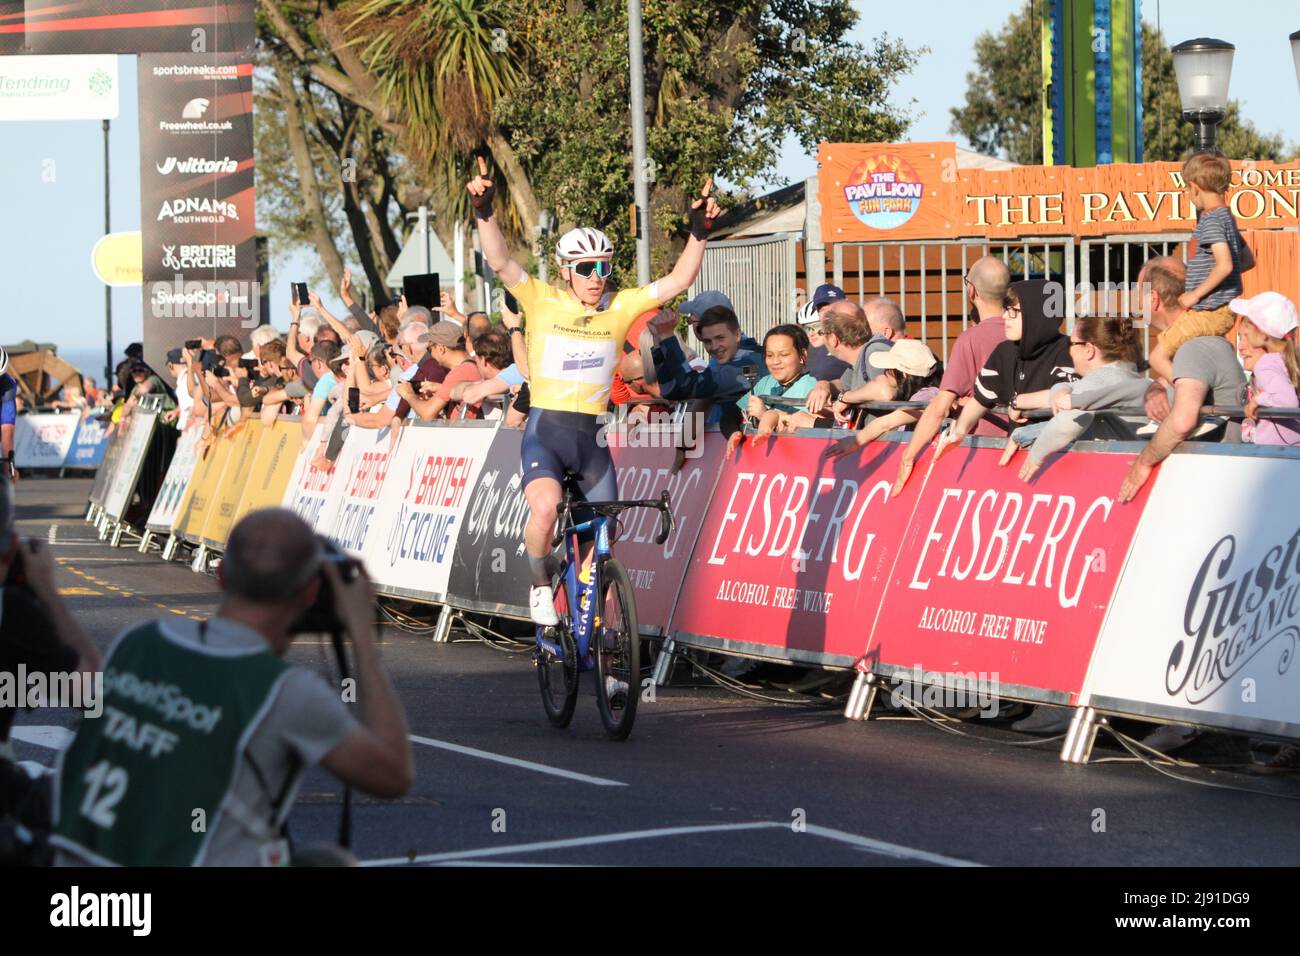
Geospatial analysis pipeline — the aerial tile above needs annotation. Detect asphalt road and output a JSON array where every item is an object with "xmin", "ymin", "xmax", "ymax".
[{"xmin": 9, "ymin": 477, "xmax": 1300, "ymax": 867}]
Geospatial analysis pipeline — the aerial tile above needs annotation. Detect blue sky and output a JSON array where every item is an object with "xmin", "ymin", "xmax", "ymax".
[{"xmin": 1, "ymin": 0, "xmax": 1297, "ymax": 375}]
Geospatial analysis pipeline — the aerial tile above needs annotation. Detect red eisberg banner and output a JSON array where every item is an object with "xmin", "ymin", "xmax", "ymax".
[
  {"xmin": 667, "ymin": 435, "xmax": 922, "ymax": 666},
  {"xmin": 610, "ymin": 431, "xmax": 726, "ymax": 635},
  {"xmin": 866, "ymin": 445, "xmax": 1152, "ymax": 703}
]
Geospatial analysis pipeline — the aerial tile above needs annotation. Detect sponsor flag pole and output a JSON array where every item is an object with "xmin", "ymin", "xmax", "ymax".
[{"xmin": 103, "ymin": 117, "xmax": 113, "ymax": 385}]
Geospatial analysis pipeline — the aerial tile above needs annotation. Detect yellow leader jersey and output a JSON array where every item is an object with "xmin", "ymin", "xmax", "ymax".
[{"xmin": 507, "ymin": 272, "xmax": 660, "ymax": 416}]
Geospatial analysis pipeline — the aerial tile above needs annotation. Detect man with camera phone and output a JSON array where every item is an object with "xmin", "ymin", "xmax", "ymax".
[{"xmin": 50, "ymin": 509, "xmax": 413, "ymax": 866}]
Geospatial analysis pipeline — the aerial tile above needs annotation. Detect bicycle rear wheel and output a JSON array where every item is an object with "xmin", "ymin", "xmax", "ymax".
[
  {"xmin": 594, "ymin": 559, "xmax": 640, "ymax": 740},
  {"xmin": 536, "ymin": 577, "xmax": 579, "ymax": 728}
]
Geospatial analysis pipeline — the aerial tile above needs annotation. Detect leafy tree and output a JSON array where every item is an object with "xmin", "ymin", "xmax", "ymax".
[
  {"xmin": 950, "ymin": 2, "xmax": 1293, "ymax": 164},
  {"xmin": 258, "ymin": 0, "xmax": 923, "ymax": 280}
]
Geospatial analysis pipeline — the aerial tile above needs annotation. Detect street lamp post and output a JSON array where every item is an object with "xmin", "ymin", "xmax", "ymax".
[
  {"xmin": 1290, "ymin": 30, "xmax": 1300, "ymax": 98},
  {"xmin": 1171, "ymin": 38, "xmax": 1235, "ymax": 152}
]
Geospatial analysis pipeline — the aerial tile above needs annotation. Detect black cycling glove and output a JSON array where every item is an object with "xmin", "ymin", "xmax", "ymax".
[{"xmin": 471, "ymin": 181, "xmax": 496, "ymax": 221}]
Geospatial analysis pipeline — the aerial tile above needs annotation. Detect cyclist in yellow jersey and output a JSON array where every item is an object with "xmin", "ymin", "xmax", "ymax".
[{"xmin": 467, "ymin": 158, "xmax": 721, "ymax": 624}]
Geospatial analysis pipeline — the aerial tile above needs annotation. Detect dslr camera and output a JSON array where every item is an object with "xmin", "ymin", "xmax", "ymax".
[{"xmin": 290, "ymin": 538, "xmax": 362, "ymax": 635}]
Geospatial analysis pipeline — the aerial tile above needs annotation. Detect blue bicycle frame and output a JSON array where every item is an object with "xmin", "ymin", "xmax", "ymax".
[{"xmin": 536, "ymin": 514, "xmax": 613, "ymax": 671}]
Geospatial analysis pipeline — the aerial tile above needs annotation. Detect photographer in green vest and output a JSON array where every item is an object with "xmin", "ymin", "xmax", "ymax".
[{"xmin": 51, "ymin": 509, "xmax": 413, "ymax": 866}]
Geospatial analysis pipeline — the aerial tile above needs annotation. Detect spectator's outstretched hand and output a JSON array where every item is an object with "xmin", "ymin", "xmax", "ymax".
[
  {"xmin": 687, "ymin": 178, "xmax": 721, "ymax": 239},
  {"xmin": 467, "ymin": 156, "xmax": 496, "ymax": 218},
  {"xmin": 1118, "ymin": 457, "xmax": 1153, "ymax": 504}
]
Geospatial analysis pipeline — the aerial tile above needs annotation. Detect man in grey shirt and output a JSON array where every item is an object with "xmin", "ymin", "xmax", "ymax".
[
  {"xmin": 1119, "ymin": 257, "xmax": 1246, "ymax": 503},
  {"xmin": 54, "ymin": 509, "xmax": 412, "ymax": 866}
]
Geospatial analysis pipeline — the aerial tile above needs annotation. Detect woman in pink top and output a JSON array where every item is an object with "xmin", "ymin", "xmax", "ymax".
[{"xmin": 1230, "ymin": 293, "xmax": 1300, "ymax": 446}]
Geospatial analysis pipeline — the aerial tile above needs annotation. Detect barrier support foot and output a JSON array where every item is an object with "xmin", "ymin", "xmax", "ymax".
[
  {"xmin": 137, "ymin": 530, "xmax": 154, "ymax": 554},
  {"xmin": 96, "ymin": 516, "xmax": 110, "ymax": 541},
  {"xmin": 652, "ymin": 637, "xmax": 676, "ymax": 687},
  {"xmin": 432, "ymin": 604, "xmax": 455, "ymax": 643},
  {"xmin": 85, "ymin": 503, "xmax": 96, "ymax": 522},
  {"xmin": 161, "ymin": 535, "xmax": 178, "ymax": 562},
  {"xmin": 1060, "ymin": 706, "xmax": 1101, "ymax": 765},
  {"xmin": 844, "ymin": 671, "xmax": 878, "ymax": 721},
  {"xmin": 190, "ymin": 545, "xmax": 208, "ymax": 574},
  {"xmin": 109, "ymin": 522, "xmax": 124, "ymax": 549}
]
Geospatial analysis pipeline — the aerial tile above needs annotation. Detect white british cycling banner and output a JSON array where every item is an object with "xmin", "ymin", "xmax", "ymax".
[
  {"xmin": 358, "ymin": 423, "xmax": 498, "ymax": 600},
  {"xmin": 281, "ymin": 423, "xmax": 347, "ymax": 534},
  {"xmin": 14, "ymin": 413, "xmax": 80, "ymax": 469},
  {"xmin": 1083, "ymin": 451, "xmax": 1300, "ymax": 738}
]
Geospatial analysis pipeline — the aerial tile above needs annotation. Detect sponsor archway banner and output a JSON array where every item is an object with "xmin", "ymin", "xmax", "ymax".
[
  {"xmin": 137, "ymin": 52, "xmax": 256, "ymax": 372},
  {"xmin": 14, "ymin": 413, "xmax": 80, "ymax": 469},
  {"xmin": 865, "ymin": 443, "xmax": 1151, "ymax": 705},
  {"xmin": 359, "ymin": 423, "xmax": 498, "ymax": 601},
  {"xmin": 609, "ymin": 431, "xmax": 727, "ymax": 635},
  {"xmin": 668, "ymin": 435, "xmax": 923, "ymax": 668},
  {"xmin": 145, "ymin": 415, "xmax": 203, "ymax": 533},
  {"xmin": 444, "ymin": 428, "xmax": 533, "ymax": 618},
  {"xmin": 1083, "ymin": 451, "xmax": 1300, "ymax": 737},
  {"xmin": 19, "ymin": 0, "xmax": 255, "ymax": 55}
]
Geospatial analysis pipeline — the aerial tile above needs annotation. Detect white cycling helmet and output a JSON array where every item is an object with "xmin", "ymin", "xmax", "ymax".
[
  {"xmin": 555, "ymin": 226, "xmax": 614, "ymax": 264},
  {"xmin": 0, "ymin": 346, "xmax": 8, "ymax": 377},
  {"xmin": 797, "ymin": 300, "xmax": 820, "ymax": 327}
]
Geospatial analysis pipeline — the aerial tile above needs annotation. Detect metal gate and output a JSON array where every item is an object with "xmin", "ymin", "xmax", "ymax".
[
  {"xmin": 688, "ymin": 232, "xmax": 799, "ymax": 344},
  {"xmin": 1079, "ymin": 232, "xmax": 1191, "ymax": 355},
  {"xmin": 832, "ymin": 237, "xmax": 1076, "ymax": 362}
]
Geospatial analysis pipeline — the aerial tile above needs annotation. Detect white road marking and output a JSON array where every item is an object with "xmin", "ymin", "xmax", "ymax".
[
  {"xmin": 362, "ymin": 822, "xmax": 773, "ymax": 867},
  {"xmin": 363, "ymin": 820, "xmax": 984, "ymax": 868},
  {"xmin": 408, "ymin": 734, "xmax": 627, "ymax": 788},
  {"xmin": 10, "ymin": 725, "xmax": 74, "ymax": 750}
]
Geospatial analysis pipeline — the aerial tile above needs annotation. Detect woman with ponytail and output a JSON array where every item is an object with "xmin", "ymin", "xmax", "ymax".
[
  {"xmin": 1230, "ymin": 293, "xmax": 1300, "ymax": 446},
  {"xmin": 1006, "ymin": 313, "xmax": 1150, "ymax": 481}
]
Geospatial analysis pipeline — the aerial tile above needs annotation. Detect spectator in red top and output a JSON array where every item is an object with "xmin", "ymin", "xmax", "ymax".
[
  {"xmin": 399, "ymin": 322, "xmax": 477, "ymax": 420},
  {"xmin": 892, "ymin": 255, "xmax": 1012, "ymax": 496}
]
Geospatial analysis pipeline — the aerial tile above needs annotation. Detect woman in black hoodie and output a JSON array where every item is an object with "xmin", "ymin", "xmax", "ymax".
[{"xmin": 935, "ymin": 278, "xmax": 1078, "ymax": 456}]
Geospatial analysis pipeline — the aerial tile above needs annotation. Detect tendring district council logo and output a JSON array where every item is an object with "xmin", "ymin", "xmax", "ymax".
[{"xmin": 842, "ymin": 154, "xmax": 924, "ymax": 230}]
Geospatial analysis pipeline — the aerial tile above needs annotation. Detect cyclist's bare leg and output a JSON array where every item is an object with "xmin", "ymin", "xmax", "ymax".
[{"xmin": 524, "ymin": 477, "xmax": 562, "ymax": 586}]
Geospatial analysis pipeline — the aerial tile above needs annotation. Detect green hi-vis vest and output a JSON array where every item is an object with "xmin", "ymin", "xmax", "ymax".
[{"xmin": 52, "ymin": 621, "xmax": 290, "ymax": 866}]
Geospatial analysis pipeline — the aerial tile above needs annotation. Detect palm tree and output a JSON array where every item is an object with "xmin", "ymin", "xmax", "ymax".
[{"xmin": 343, "ymin": 0, "xmax": 541, "ymax": 237}]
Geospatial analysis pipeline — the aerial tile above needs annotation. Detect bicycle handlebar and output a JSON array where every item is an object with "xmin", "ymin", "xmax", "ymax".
[{"xmin": 552, "ymin": 489, "xmax": 675, "ymax": 548}]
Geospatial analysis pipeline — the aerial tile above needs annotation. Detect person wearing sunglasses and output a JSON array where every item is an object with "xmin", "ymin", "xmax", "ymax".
[{"xmin": 467, "ymin": 157, "xmax": 721, "ymax": 625}]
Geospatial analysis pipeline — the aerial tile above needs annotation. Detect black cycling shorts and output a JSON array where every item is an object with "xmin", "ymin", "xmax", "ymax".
[{"xmin": 521, "ymin": 409, "xmax": 617, "ymax": 503}]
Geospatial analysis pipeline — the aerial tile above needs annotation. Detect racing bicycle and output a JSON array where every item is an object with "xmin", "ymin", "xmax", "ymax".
[{"xmin": 534, "ymin": 477, "xmax": 673, "ymax": 741}]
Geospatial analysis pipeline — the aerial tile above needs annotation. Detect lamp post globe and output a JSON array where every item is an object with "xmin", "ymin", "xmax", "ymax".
[{"xmin": 1171, "ymin": 37, "xmax": 1235, "ymax": 152}]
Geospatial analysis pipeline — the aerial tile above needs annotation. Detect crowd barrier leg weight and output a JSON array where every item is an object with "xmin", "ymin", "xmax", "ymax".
[
  {"xmin": 844, "ymin": 671, "xmax": 879, "ymax": 722},
  {"xmin": 1060, "ymin": 707, "xmax": 1102, "ymax": 765},
  {"xmin": 651, "ymin": 637, "xmax": 676, "ymax": 687},
  {"xmin": 432, "ymin": 604, "xmax": 455, "ymax": 644}
]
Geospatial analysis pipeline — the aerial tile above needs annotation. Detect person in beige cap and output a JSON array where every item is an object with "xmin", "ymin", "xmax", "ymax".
[{"xmin": 827, "ymin": 338, "xmax": 943, "ymax": 458}]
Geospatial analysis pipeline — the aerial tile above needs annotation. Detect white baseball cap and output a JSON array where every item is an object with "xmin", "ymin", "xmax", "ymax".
[
  {"xmin": 1229, "ymin": 292, "xmax": 1299, "ymax": 340},
  {"xmin": 868, "ymin": 339, "xmax": 938, "ymax": 377}
]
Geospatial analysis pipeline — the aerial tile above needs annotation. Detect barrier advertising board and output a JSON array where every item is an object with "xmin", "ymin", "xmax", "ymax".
[
  {"xmin": 865, "ymin": 443, "xmax": 1152, "ymax": 704},
  {"xmin": 14, "ymin": 413, "xmax": 80, "ymax": 469},
  {"xmin": 668, "ymin": 434, "xmax": 923, "ymax": 667},
  {"xmin": 101, "ymin": 410, "xmax": 159, "ymax": 521},
  {"xmin": 200, "ymin": 420, "xmax": 262, "ymax": 549},
  {"xmin": 359, "ymin": 423, "xmax": 498, "ymax": 601},
  {"xmin": 609, "ymin": 431, "xmax": 726, "ymax": 635},
  {"xmin": 145, "ymin": 417, "xmax": 204, "ymax": 532},
  {"xmin": 1083, "ymin": 451, "xmax": 1300, "ymax": 737},
  {"xmin": 65, "ymin": 415, "xmax": 112, "ymax": 469},
  {"xmin": 228, "ymin": 418, "xmax": 303, "ymax": 528}
]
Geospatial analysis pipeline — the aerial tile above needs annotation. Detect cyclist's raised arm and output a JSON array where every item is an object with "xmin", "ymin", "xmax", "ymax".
[
  {"xmin": 467, "ymin": 156, "xmax": 525, "ymax": 290},
  {"xmin": 653, "ymin": 177, "xmax": 722, "ymax": 302}
]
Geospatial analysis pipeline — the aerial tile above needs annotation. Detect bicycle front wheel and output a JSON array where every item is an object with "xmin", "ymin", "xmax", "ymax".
[
  {"xmin": 594, "ymin": 559, "xmax": 641, "ymax": 741},
  {"xmin": 536, "ymin": 578, "xmax": 579, "ymax": 728}
]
